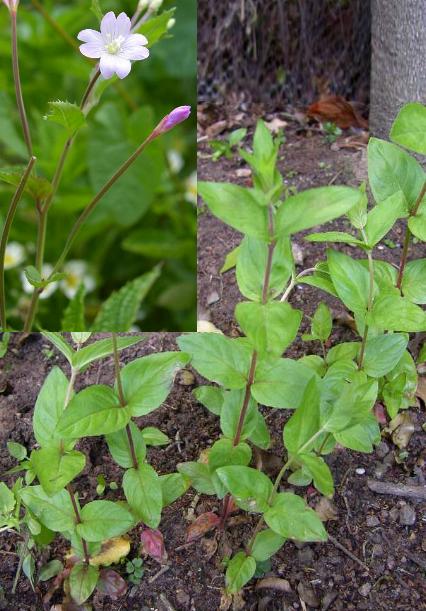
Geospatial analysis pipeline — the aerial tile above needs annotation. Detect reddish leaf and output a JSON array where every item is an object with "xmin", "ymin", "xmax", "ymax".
[
  {"xmin": 374, "ymin": 403, "xmax": 387, "ymax": 424},
  {"xmin": 97, "ymin": 569, "xmax": 127, "ymax": 600},
  {"xmin": 307, "ymin": 95, "xmax": 368, "ymax": 129},
  {"xmin": 140, "ymin": 528, "xmax": 167, "ymax": 563},
  {"xmin": 186, "ymin": 512, "xmax": 221, "ymax": 542}
]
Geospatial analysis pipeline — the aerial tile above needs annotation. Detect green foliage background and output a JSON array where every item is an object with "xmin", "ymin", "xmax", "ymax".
[{"xmin": 0, "ymin": 0, "xmax": 196, "ymax": 331}]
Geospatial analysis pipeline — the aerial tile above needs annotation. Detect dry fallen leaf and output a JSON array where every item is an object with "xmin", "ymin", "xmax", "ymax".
[
  {"xmin": 415, "ymin": 375, "xmax": 426, "ymax": 404},
  {"xmin": 197, "ymin": 320, "xmax": 223, "ymax": 333},
  {"xmin": 315, "ymin": 497, "xmax": 338, "ymax": 522},
  {"xmin": 256, "ymin": 577, "xmax": 291, "ymax": 592},
  {"xmin": 186, "ymin": 512, "xmax": 221, "ymax": 542},
  {"xmin": 141, "ymin": 528, "xmax": 167, "ymax": 563},
  {"xmin": 205, "ymin": 120, "xmax": 228, "ymax": 138},
  {"xmin": 265, "ymin": 117, "xmax": 288, "ymax": 133},
  {"xmin": 307, "ymin": 95, "xmax": 368, "ymax": 129},
  {"xmin": 89, "ymin": 536, "xmax": 130, "ymax": 567},
  {"xmin": 387, "ymin": 412, "xmax": 415, "ymax": 449}
]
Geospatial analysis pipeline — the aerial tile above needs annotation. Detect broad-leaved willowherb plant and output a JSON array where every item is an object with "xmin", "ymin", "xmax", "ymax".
[
  {"xmin": 2, "ymin": 332, "xmax": 190, "ymax": 603},
  {"xmin": 177, "ymin": 102, "xmax": 426, "ymax": 593},
  {"xmin": 0, "ymin": 1, "xmax": 192, "ymax": 332}
]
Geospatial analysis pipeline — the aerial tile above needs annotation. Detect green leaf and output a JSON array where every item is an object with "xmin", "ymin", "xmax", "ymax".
[
  {"xmin": 31, "ymin": 448, "xmax": 85, "ymax": 495},
  {"xmin": 90, "ymin": 0, "xmax": 103, "ymax": 21},
  {"xmin": 38, "ymin": 559, "xmax": 64, "ymax": 582},
  {"xmin": 69, "ymin": 562, "xmax": 99, "ymax": 605},
  {"xmin": 62, "ymin": 285, "xmax": 86, "ymax": 331},
  {"xmin": 177, "ymin": 333, "xmax": 252, "ymax": 389},
  {"xmin": 20, "ymin": 486, "xmax": 75, "ymax": 532},
  {"xmin": 236, "ymin": 236, "xmax": 292, "ymax": 301},
  {"xmin": 221, "ymin": 245, "xmax": 240, "ymax": 273},
  {"xmin": 249, "ymin": 410, "xmax": 271, "ymax": 449},
  {"xmin": 91, "ymin": 267, "xmax": 161, "ymax": 332},
  {"xmin": 120, "ymin": 352, "xmax": 190, "ymax": 417},
  {"xmin": 0, "ymin": 166, "xmax": 52, "ymax": 200},
  {"xmin": 105, "ymin": 422, "xmax": 146, "ymax": 468},
  {"xmin": 334, "ymin": 415, "xmax": 380, "ymax": 453},
  {"xmin": 235, "ymin": 301, "xmax": 301, "ymax": 356},
  {"xmin": 199, "ymin": 182, "xmax": 269, "ymax": 240},
  {"xmin": 123, "ymin": 465, "xmax": 163, "ymax": 528},
  {"xmin": 367, "ymin": 138, "xmax": 425, "ymax": 210},
  {"xmin": 276, "ymin": 186, "xmax": 361, "ymax": 235},
  {"xmin": 216, "ymin": 466, "xmax": 273, "ymax": 513},
  {"xmin": 299, "ymin": 454, "xmax": 334, "ymax": 497},
  {"xmin": 347, "ymin": 185, "xmax": 368, "ymax": 229},
  {"xmin": 326, "ymin": 342, "xmax": 360, "ymax": 365},
  {"xmin": 362, "ymin": 333, "xmax": 408, "ymax": 377},
  {"xmin": 0, "ymin": 482, "xmax": 15, "ymax": 514},
  {"xmin": 45, "ymin": 101, "xmax": 86, "ymax": 137},
  {"xmin": 71, "ymin": 333, "xmax": 92, "ymax": 345},
  {"xmin": 311, "ymin": 302, "xmax": 332, "ymax": 342},
  {"xmin": 193, "ymin": 385, "xmax": 224, "ymax": 415},
  {"xmin": 77, "ymin": 501, "xmax": 134, "ymax": 542},
  {"xmin": 140, "ymin": 427, "xmax": 169, "ymax": 446},
  {"xmin": 283, "ymin": 378, "xmax": 321, "ymax": 454},
  {"xmin": 208, "ymin": 439, "xmax": 252, "ymax": 471},
  {"xmin": 252, "ymin": 357, "xmax": 317, "ymax": 409},
  {"xmin": 365, "ymin": 191, "xmax": 407, "ymax": 247},
  {"xmin": 229, "ymin": 128, "xmax": 247, "ymax": 147},
  {"xmin": 177, "ymin": 462, "xmax": 216, "ymax": 496},
  {"xmin": 408, "ymin": 210, "xmax": 426, "ymax": 241},
  {"xmin": 57, "ymin": 385, "xmax": 130, "ymax": 438},
  {"xmin": 264, "ymin": 493, "xmax": 327, "ymax": 541},
  {"xmin": 71, "ymin": 335, "xmax": 145, "ymax": 370},
  {"xmin": 220, "ymin": 389, "xmax": 258, "ymax": 439},
  {"xmin": 122, "ymin": 228, "xmax": 194, "ymax": 260},
  {"xmin": 41, "ymin": 333, "xmax": 74, "ymax": 364},
  {"xmin": 390, "ymin": 102, "xmax": 426, "ymax": 155},
  {"xmin": 251, "ymin": 529, "xmax": 286, "ymax": 562},
  {"xmin": 160, "ymin": 473, "xmax": 190, "ymax": 508},
  {"xmin": 137, "ymin": 8, "xmax": 176, "ymax": 47},
  {"xmin": 327, "ymin": 249, "xmax": 372, "ymax": 314},
  {"xmin": 322, "ymin": 377, "xmax": 378, "ymax": 433},
  {"xmin": 7, "ymin": 441, "xmax": 27, "ymax": 461},
  {"xmin": 401, "ymin": 259, "xmax": 426, "ymax": 304},
  {"xmin": 369, "ymin": 292, "xmax": 426, "ymax": 332},
  {"xmin": 305, "ymin": 231, "xmax": 364, "ymax": 246},
  {"xmin": 225, "ymin": 552, "xmax": 256, "ymax": 593},
  {"xmin": 33, "ymin": 367, "xmax": 69, "ymax": 449}
]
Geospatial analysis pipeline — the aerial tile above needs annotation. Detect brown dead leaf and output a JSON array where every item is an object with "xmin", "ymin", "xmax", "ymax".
[
  {"xmin": 415, "ymin": 375, "xmax": 426, "ymax": 404},
  {"xmin": 307, "ymin": 95, "xmax": 368, "ymax": 129},
  {"xmin": 315, "ymin": 497, "xmax": 338, "ymax": 522},
  {"xmin": 338, "ymin": 133, "xmax": 369, "ymax": 150},
  {"xmin": 265, "ymin": 117, "xmax": 288, "ymax": 133},
  {"xmin": 205, "ymin": 120, "xmax": 228, "ymax": 138},
  {"xmin": 387, "ymin": 412, "xmax": 415, "ymax": 449},
  {"xmin": 186, "ymin": 511, "xmax": 221, "ymax": 542},
  {"xmin": 200, "ymin": 536, "xmax": 218, "ymax": 560},
  {"xmin": 256, "ymin": 577, "xmax": 292, "ymax": 592}
]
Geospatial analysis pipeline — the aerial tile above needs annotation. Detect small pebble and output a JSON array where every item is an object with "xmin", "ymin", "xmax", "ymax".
[
  {"xmin": 399, "ymin": 504, "xmax": 416, "ymax": 526},
  {"xmin": 355, "ymin": 467, "xmax": 366, "ymax": 475},
  {"xmin": 389, "ymin": 507, "xmax": 400, "ymax": 522},
  {"xmin": 376, "ymin": 441, "xmax": 390, "ymax": 459},
  {"xmin": 387, "ymin": 556, "xmax": 396, "ymax": 570},
  {"xmin": 372, "ymin": 543, "xmax": 384, "ymax": 558},
  {"xmin": 206, "ymin": 290, "xmax": 220, "ymax": 305},
  {"xmin": 358, "ymin": 583, "xmax": 372, "ymax": 597},
  {"xmin": 366, "ymin": 515, "xmax": 380, "ymax": 527}
]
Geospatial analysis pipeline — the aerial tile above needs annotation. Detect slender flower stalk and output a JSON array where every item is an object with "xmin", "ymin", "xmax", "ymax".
[
  {"xmin": 0, "ymin": 156, "xmax": 36, "ymax": 330},
  {"xmin": 396, "ymin": 179, "xmax": 426, "ymax": 289},
  {"xmin": 9, "ymin": 5, "xmax": 33, "ymax": 157},
  {"xmin": 112, "ymin": 334, "xmax": 138, "ymax": 470}
]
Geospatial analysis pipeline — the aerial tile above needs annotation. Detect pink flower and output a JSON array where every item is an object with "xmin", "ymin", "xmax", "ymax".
[
  {"xmin": 152, "ymin": 106, "xmax": 192, "ymax": 138},
  {"xmin": 77, "ymin": 11, "xmax": 149, "ymax": 80},
  {"xmin": 2, "ymin": 0, "xmax": 19, "ymax": 11}
]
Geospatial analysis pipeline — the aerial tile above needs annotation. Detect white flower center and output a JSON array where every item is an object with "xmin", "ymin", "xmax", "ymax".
[{"xmin": 104, "ymin": 34, "xmax": 125, "ymax": 55}]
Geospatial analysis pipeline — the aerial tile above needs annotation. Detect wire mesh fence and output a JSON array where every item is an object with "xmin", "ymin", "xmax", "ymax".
[{"xmin": 198, "ymin": 0, "xmax": 371, "ymax": 108}]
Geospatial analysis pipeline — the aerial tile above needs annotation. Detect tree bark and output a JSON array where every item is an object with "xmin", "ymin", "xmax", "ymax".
[{"xmin": 370, "ymin": 0, "xmax": 426, "ymax": 139}]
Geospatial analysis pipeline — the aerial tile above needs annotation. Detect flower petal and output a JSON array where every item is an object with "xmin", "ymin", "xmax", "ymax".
[
  {"xmin": 79, "ymin": 42, "xmax": 103, "ymax": 59},
  {"xmin": 120, "ymin": 46, "xmax": 149, "ymax": 61},
  {"xmin": 116, "ymin": 12, "xmax": 131, "ymax": 37},
  {"xmin": 100, "ymin": 54, "xmax": 131, "ymax": 79},
  {"xmin": 125, "ymin": 33, "xmax": 148, "ymax": 47},
  {"xmin": 101, "ymin": 11, "xmax": 117, "ymax": 38},
  {"xmin": 77, "ymin": 29, "xmax": 103, "ymax": 44}
]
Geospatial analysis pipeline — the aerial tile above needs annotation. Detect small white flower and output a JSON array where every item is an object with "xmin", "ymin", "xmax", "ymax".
[
  {"xmin": 167, "ymin": 150, "xmax": 184, "ymax": 174},
  {"xmin": 78, "ymin": 11, "xmax": 149, "ymax": 80},
  {"xmin": 60, "ymin": 260, "xmax": 96, "ymax": 300},
  {"xmin": 4, "ymin": 242, "xmax": 25, "ymax": 270},
  {"xmin": 185, "ymin": 172, "xmax": 197, "ymax": 205},
  {"xmin": 21, "ymin": 264, "xmax": 58, "ymax": 299}
]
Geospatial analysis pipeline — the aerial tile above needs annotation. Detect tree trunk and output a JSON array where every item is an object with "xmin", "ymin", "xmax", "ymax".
[{"xmin": 370, "ymin": 0, "xmax": 426, "ymax": 139}]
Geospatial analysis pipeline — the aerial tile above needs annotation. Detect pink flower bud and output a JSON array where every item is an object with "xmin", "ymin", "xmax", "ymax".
[{"xmin": 151, "ymin": 106, "xmax": 191, "ymax": 138}]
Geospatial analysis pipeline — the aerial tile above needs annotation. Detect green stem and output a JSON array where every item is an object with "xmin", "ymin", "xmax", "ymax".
[
  {"xmin": 11, "ymin": 531, "xmax": 30, "ymax": 594},
  {"xmin": 112, "ymin": 334, "xmax": 138, "ymax": 470},
  {"xmin": 67, "ymin": 484, "xmax": 90, "ymax": 564},
  {"xmin": 47, "ymin": 132, "xmax": 156, "ymax": 282},
  {"xmin": 358, "ymin": 234, "xmax": 374, "ymax": 370},
  {"xmin": 247, "ymin": 429, "xmax": 324, "ymax": 553},
  {"xmin": 0, "ymin": 156, "xmax": 36, "ymax": 330},
  {"xmin": 11, "ymin": 9, "xmax": 32, "ymax": 157},
  {"xmin": 396, "ymin": 180, "xmax": 426, "ymax": 289}
]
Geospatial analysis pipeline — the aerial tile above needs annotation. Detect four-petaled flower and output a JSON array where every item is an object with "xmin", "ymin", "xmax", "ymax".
[{"xmin": 78, "ymin": 11, "xmax": 149, "ymax": 80}]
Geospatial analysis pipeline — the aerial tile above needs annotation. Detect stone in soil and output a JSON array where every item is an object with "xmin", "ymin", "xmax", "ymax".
[
  {"xmin": 399, "ymin": 504, "xmax": 416, "ymax": 525},
  {"xmin": 366, "ymin": 515, "xmax": 380, "ymax": 527}
]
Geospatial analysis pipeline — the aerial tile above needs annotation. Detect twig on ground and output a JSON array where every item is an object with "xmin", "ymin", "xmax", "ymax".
[
  {"xmin": 367, "ymin": 479, "xmax": 426, "ymax": 501},
  {"xmin": 328, "ymin": 534, "xmax": 370, "ymax": 572}
]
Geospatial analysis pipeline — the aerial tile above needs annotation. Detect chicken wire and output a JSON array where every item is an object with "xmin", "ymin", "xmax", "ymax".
[{"xmin": 198, "ymin": 0, "xmax": 371, "ymax": 107}]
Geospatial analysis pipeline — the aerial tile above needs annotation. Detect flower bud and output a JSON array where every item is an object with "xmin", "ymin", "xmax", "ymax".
[
  {"xmin": 150, "ymin": 0, "xmax": 163, "ymax": 12},
  {"xmin": 151, "ymin": 106, "xmax": 191, "ymax": 138},
  {"xmin": 167, "ymin": 18, "xmax": 176, "ymax": 30},
  {"xmin": 2, "ymin": 0, "xmax": 19, "ymax": 11}
]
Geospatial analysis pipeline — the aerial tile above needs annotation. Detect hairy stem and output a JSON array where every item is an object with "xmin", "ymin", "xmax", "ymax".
[
  {"xmin": 396, "ymin": 180, "xmax": 426, "ymax": 289},
  {"xmin": 0, "ymin": 156, "xmax": 36, "ymax": 330},
  {"xmin": 112, "ymin": 334, "xmax": 138, "ymax": 470},
  {"xmin": 11, "ymin": 10, "xmax": 32, "ymax": 157}
]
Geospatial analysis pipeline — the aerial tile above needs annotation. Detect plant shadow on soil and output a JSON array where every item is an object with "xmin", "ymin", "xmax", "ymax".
[{"xmin": 0, "ymin": 124, "xmax": 425, "ymax": 609}]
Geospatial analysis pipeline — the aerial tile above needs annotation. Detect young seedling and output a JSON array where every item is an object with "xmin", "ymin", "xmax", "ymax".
[
  {"xmin": 5, "ymin": 332, "xmax": 190, "ymax": 604},
  {"xmin": 178, "ymin": 106, "xmax": 425, "ymax": 594},
  {"xmin": 209, "ymin": 128, "xmax": 247, "ymax": 161}
]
